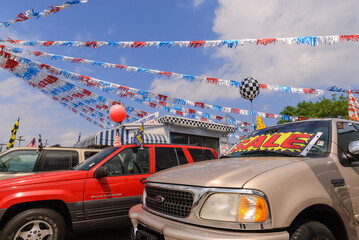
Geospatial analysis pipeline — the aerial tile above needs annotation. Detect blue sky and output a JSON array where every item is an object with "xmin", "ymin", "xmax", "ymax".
[{"xmin": 0, "ymin": 0, "xmax": 359, "ymax": 148}]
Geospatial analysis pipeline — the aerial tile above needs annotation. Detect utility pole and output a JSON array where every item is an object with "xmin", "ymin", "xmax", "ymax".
[
  {"xmin": 0, "ymin": 143, "xmax": 7, "ymax": 152},
  {"xmin": 16, "ymin": 136, "xmax": 26, "ymax": 147}
]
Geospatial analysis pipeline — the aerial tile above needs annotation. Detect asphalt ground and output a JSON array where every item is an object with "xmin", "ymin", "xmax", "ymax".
[{"xmin": 69, "ymin": 226, "xmax": 132, "ymax": 240}]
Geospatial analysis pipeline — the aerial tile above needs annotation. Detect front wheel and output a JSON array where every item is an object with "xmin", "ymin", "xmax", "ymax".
[
  {"xmin": 290, "ymin": 221, "xmax": 335, "ymax": 240},
  {"xmin": 0, "ymin": 208, "xmax": 66, "ymax": 240}
]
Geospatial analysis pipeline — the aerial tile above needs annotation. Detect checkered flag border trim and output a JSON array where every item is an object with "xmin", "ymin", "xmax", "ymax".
[{"xmin": 158, "ymin": 115, "xmax": 236, "ymax": 132}]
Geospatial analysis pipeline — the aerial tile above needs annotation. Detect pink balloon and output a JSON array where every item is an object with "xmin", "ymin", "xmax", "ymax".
[{"xmin": 109, "ymin": 105, "xmax": 127, "ymax": 123}]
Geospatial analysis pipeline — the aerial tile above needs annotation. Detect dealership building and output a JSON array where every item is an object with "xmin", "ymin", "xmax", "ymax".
[{"xmin": 93, "ymin": 114, "xmax": 237, "ymax": 155}]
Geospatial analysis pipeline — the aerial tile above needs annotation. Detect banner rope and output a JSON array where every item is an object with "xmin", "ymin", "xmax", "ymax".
[
  {"xmin": 0, "ymin": 50, "xmax": 254, "ymax": 132},
  {"xmin": 0, "ymin": 54, "xmax": 151, "ymax": 129},
  {"xmin": 9, "ymin": 52, "xmax": 313, "ymax": 126},
  {"xmin": 1, "ymin": 34, "xmax": 358, "ymax": 48},
  {"xmin": 4, "ymin": 44, "xmax": 354, "ymax": 95},
  {"xmin": 0, "ymin": 0, "xmax": 88, "ymax": 28}
]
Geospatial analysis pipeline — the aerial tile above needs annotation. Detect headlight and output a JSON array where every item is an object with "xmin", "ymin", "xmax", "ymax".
[{"xmin": 200, "ymin": 193, "xmax": 268, "ymax": 223}]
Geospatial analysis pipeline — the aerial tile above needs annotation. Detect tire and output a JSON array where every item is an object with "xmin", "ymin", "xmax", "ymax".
[
  {"xmin": 0, "ymin": 208, "xmax": 66, "ymax": 240},
  {"xmin": 290, "ymin": 221, "xmax": 335, "ymax": 240}
]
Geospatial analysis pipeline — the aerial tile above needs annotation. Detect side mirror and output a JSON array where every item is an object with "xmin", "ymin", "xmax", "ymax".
[
  {"xmin": 348, "ymin": 141, "xmax": 359, "ymax": 155},
  {"xmin": 94, "ymin": 166, "xmax": 110, "ymax": 179}
]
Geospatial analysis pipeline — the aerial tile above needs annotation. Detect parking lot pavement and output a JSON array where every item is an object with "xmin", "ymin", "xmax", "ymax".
[{"xmin": 69, "ymin": 226, "xmax": 132, "ymax": 240}]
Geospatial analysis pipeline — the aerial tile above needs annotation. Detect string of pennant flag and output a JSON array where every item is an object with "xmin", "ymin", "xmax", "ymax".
[
  {"xmin": 5, "ymin": 51, "xmax": 255, "ymax": 129},
  {"xmin": 16, "ymin": 52, "xmax": 312, "ymax": 125},
  {"xmin": 7, "ymin": 50, "xmax": 309, "ymax": 126},
  {"xmin": 0, "ymin": 0, "xmax": 88, "ymax": 28},
  {"xmin": 0, "ymin": 64, "xmax": 148, "ymax": 128},
  {"xmin": 0, "ymin": 53, "xmax": 150, "ymax": 128},
  {"xmin": 1, "ymin": 34, "xmax": 359, "ymax": 48},
  {"xmin": 3, "ymin": 45, "xmax": 356, "ymax": 95},
  {"xmin": 0, "ymin": 50, "xmax": 254, "ymax": 132}
]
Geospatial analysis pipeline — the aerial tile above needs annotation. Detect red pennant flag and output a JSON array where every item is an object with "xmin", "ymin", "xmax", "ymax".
[
  {"xmin": 26, "ymin": 138, "xmax": 37, "ymax": 147},
  {"xmin": 348, "ymin": 90, "xmax": 359, "ymax": 121},
  {"xmin": 114, "ymin": 134, "xmax": 121, "ymax": 146}
]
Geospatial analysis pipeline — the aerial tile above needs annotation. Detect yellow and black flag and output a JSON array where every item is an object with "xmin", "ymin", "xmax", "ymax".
[{"xmin": 6, "ymin": 118, "xmax": 20, "ymax": 149}]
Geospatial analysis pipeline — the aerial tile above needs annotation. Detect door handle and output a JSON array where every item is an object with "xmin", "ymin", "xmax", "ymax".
[{"xmin": 140, "ymin": 178, "xmax": 147, "ymax": 184}]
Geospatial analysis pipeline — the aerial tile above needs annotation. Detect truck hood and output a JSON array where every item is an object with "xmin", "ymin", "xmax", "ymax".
[
  {"xmin": 148, "ymin": 157, "xmax": 300, "ymax": 188},
  {"xmin": 0, "ymin": 170, "xmax": 88, "ymax": 189}
]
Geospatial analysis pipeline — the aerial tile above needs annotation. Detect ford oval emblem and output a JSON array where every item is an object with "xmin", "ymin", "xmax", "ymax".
[{"xmin": 155, "ymin": 195, "xmax": 165, "ymax": 203}]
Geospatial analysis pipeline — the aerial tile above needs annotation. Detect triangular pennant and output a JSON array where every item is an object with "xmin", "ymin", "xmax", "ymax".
[
  {"xmin": 114, "ymin": 134, "xmax": 121, "ymax": 146},
  {"xmin": 348, "ymin": 90, "xmax": 359, "ymax": 121}
]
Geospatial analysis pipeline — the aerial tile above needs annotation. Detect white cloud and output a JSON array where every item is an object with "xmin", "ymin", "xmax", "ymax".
[
  {"xmin": 119, "ymin": 56, "xmax": 127, "ymax": 65},
  {"xmin": 73, "ymin": 65, "xmax": 95, "ymax": 75},
  {"xmin": 211, "ymin": 0, "xmax": 359, "ymax": 88},
  {"xmin": 155, "ymin": 0, "xmax": 359, "ymax": 116},
  {"xmin": 193, "ymin": 0, "xmax": 205, "ymax": 8},
  {"xmin": 0, "ymin": 77, "xmax": 98, "ymax": 148},
  {"xmin": 107, "ymin": 25, "xmax": 117, "ymax": 36},
  {"xmin": 149, "ymin": 77, "xmax": 239, "ymax": 102},
  {"xmin": 75, "ymin": 32, "xmax": 94, "ymax": 41}
]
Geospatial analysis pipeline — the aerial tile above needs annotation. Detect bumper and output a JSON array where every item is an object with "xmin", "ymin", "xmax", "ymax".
[{"xmin": 129, "ymin": 204, "xmax": 289, "ymax": 240}]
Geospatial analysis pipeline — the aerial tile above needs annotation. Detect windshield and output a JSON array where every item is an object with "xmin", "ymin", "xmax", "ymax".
[
  {"xmin": 74, "ymin": 147, "xmax": 118, "ymax": 170},
  {"xmin": 226, "ymin": 121, "xmax": 331, "ymax": 158}
]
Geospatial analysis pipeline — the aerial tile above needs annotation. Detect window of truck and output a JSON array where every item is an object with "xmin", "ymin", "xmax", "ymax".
[
  {"xmin": 103, "ymin": 147, "xmax": 150, "ymax": 176},
  {"xmin": 176, "ymin": 148, "xmax": 188, "ymax": 165},
  {"xmin": 42, "ymin": 150, "xmax": 76, "ymax": 171},
  {"xmin": 0, "ymin": 150, "xmax": 39, "ymax": 172},
  {"xmin": 74, "ymin": 147, "xmax": 117, "ymax": 170},
  {"xmin": 155, "ymin": 147, "xmax": 180, "ymax": 171},
  {"xmin": 188, "ymin": 148, "xmax": 216, "ymax": 162}
]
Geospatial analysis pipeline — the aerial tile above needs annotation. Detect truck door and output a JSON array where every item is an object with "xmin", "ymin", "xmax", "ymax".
[
  {"xmin": 83, "ymin": 147, "xmax": 151, "ymax": 226},
  {"xmin": 335, "ymin": 122, "xmax": 359, "ymax": 238}
]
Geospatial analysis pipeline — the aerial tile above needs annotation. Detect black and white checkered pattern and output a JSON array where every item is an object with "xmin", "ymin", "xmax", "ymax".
[
  {"xmin": 158, "ymin": 115, "xmax": 236, "ymax": 132},
  {"xmin": 239, "ymin": 77, "xmax": 260, "ymax": 100}
]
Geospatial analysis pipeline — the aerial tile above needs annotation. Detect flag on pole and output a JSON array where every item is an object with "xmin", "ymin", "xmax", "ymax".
[
  {"xmin": 348, "ymin": 90, "xmax": 359, "ymax": 121},
  {"xmin": 114, "ymin": 134, "xmax": 121, "ymax": 147},
  {"xmin": 6, "ymin": 118, "xmax": 20, "ymax": 149},
  {"xmin": 76, "ymin": 133, "xmax": 81, "ymax": 144},
  {"xmin": 26, "ymin": 138, "xmax": 37, "ymax": 147},
  {"xmin": 38, "ymin": 134, "xmax": 43, "ymax": 148},
  {"xmin": 256, "ymin": 116, "xmax": 266, "ymax": 130},
  {"xmin": 134, "ymin": 124, "xmax": 144, "ymax": 145}
]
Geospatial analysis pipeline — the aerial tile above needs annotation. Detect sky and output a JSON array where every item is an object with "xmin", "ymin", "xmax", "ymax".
[{"xmin": 0, "ymin": 0, "xmax": 359, "ymax": 149}]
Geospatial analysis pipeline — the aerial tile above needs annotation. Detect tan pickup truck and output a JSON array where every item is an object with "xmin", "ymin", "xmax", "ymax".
[
  {"xmin": 0, "ymin": 146, "xmax": 101, "ymax": 180},
  {"xmin": 130, "ymin": 118, "xmax": 359, "ymax": 240}
]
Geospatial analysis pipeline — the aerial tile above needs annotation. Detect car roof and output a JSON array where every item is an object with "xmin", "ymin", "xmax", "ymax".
[
  {"xmin": 272, "ymin": 118, "xmax": 357, "ymax": 128},
  {"xmin": 2, "ymin": 147, "xmax": 101, "ymax": 151},
  {"xmin": 120, "ymin": 143, "xmax": 214, "ymax": 148}
]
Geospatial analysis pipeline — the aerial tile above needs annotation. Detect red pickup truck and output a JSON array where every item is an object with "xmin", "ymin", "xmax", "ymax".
[{"xmin": 0, "ymin": 144, "xmax": 217, "ymax": 240}]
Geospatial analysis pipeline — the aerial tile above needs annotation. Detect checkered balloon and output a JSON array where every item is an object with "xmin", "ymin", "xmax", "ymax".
[{"xmin": 239, "ymin": 77, "xmax": 260, "ymax": 101}]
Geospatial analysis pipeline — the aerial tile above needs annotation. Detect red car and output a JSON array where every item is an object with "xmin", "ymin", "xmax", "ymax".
[{"xmin": 0, "ymin": 144, "xmax": 217, "ymax": 240}]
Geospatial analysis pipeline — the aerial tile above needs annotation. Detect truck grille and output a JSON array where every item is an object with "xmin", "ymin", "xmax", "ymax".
[{"xmin": 145, "ymin": 186, "xmax": 194, "ymax": 218}]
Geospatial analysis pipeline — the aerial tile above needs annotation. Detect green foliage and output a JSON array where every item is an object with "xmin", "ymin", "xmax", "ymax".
[{"xmin": 278, "ymin": 94, "xmax": 349, "ymax": 124}]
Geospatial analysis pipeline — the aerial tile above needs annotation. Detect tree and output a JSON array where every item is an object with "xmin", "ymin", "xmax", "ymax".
[{"xmin": 278, "ymin": 94, "xmax": 348, "ymax": 124}]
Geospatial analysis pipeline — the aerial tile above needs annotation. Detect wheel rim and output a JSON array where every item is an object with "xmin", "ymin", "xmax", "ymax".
[{"xmin": 14, "ymin": 220, "xmax": 54, "ymax": 240}]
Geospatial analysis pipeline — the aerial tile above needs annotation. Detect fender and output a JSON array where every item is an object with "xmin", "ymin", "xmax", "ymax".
[
  {"xmin": 244, "ymin": 158, "xmax": 351, "ymax": 229},
  {"xmin": 0, "ymin": 188, "xmax": 79, "ymax": 209}
]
